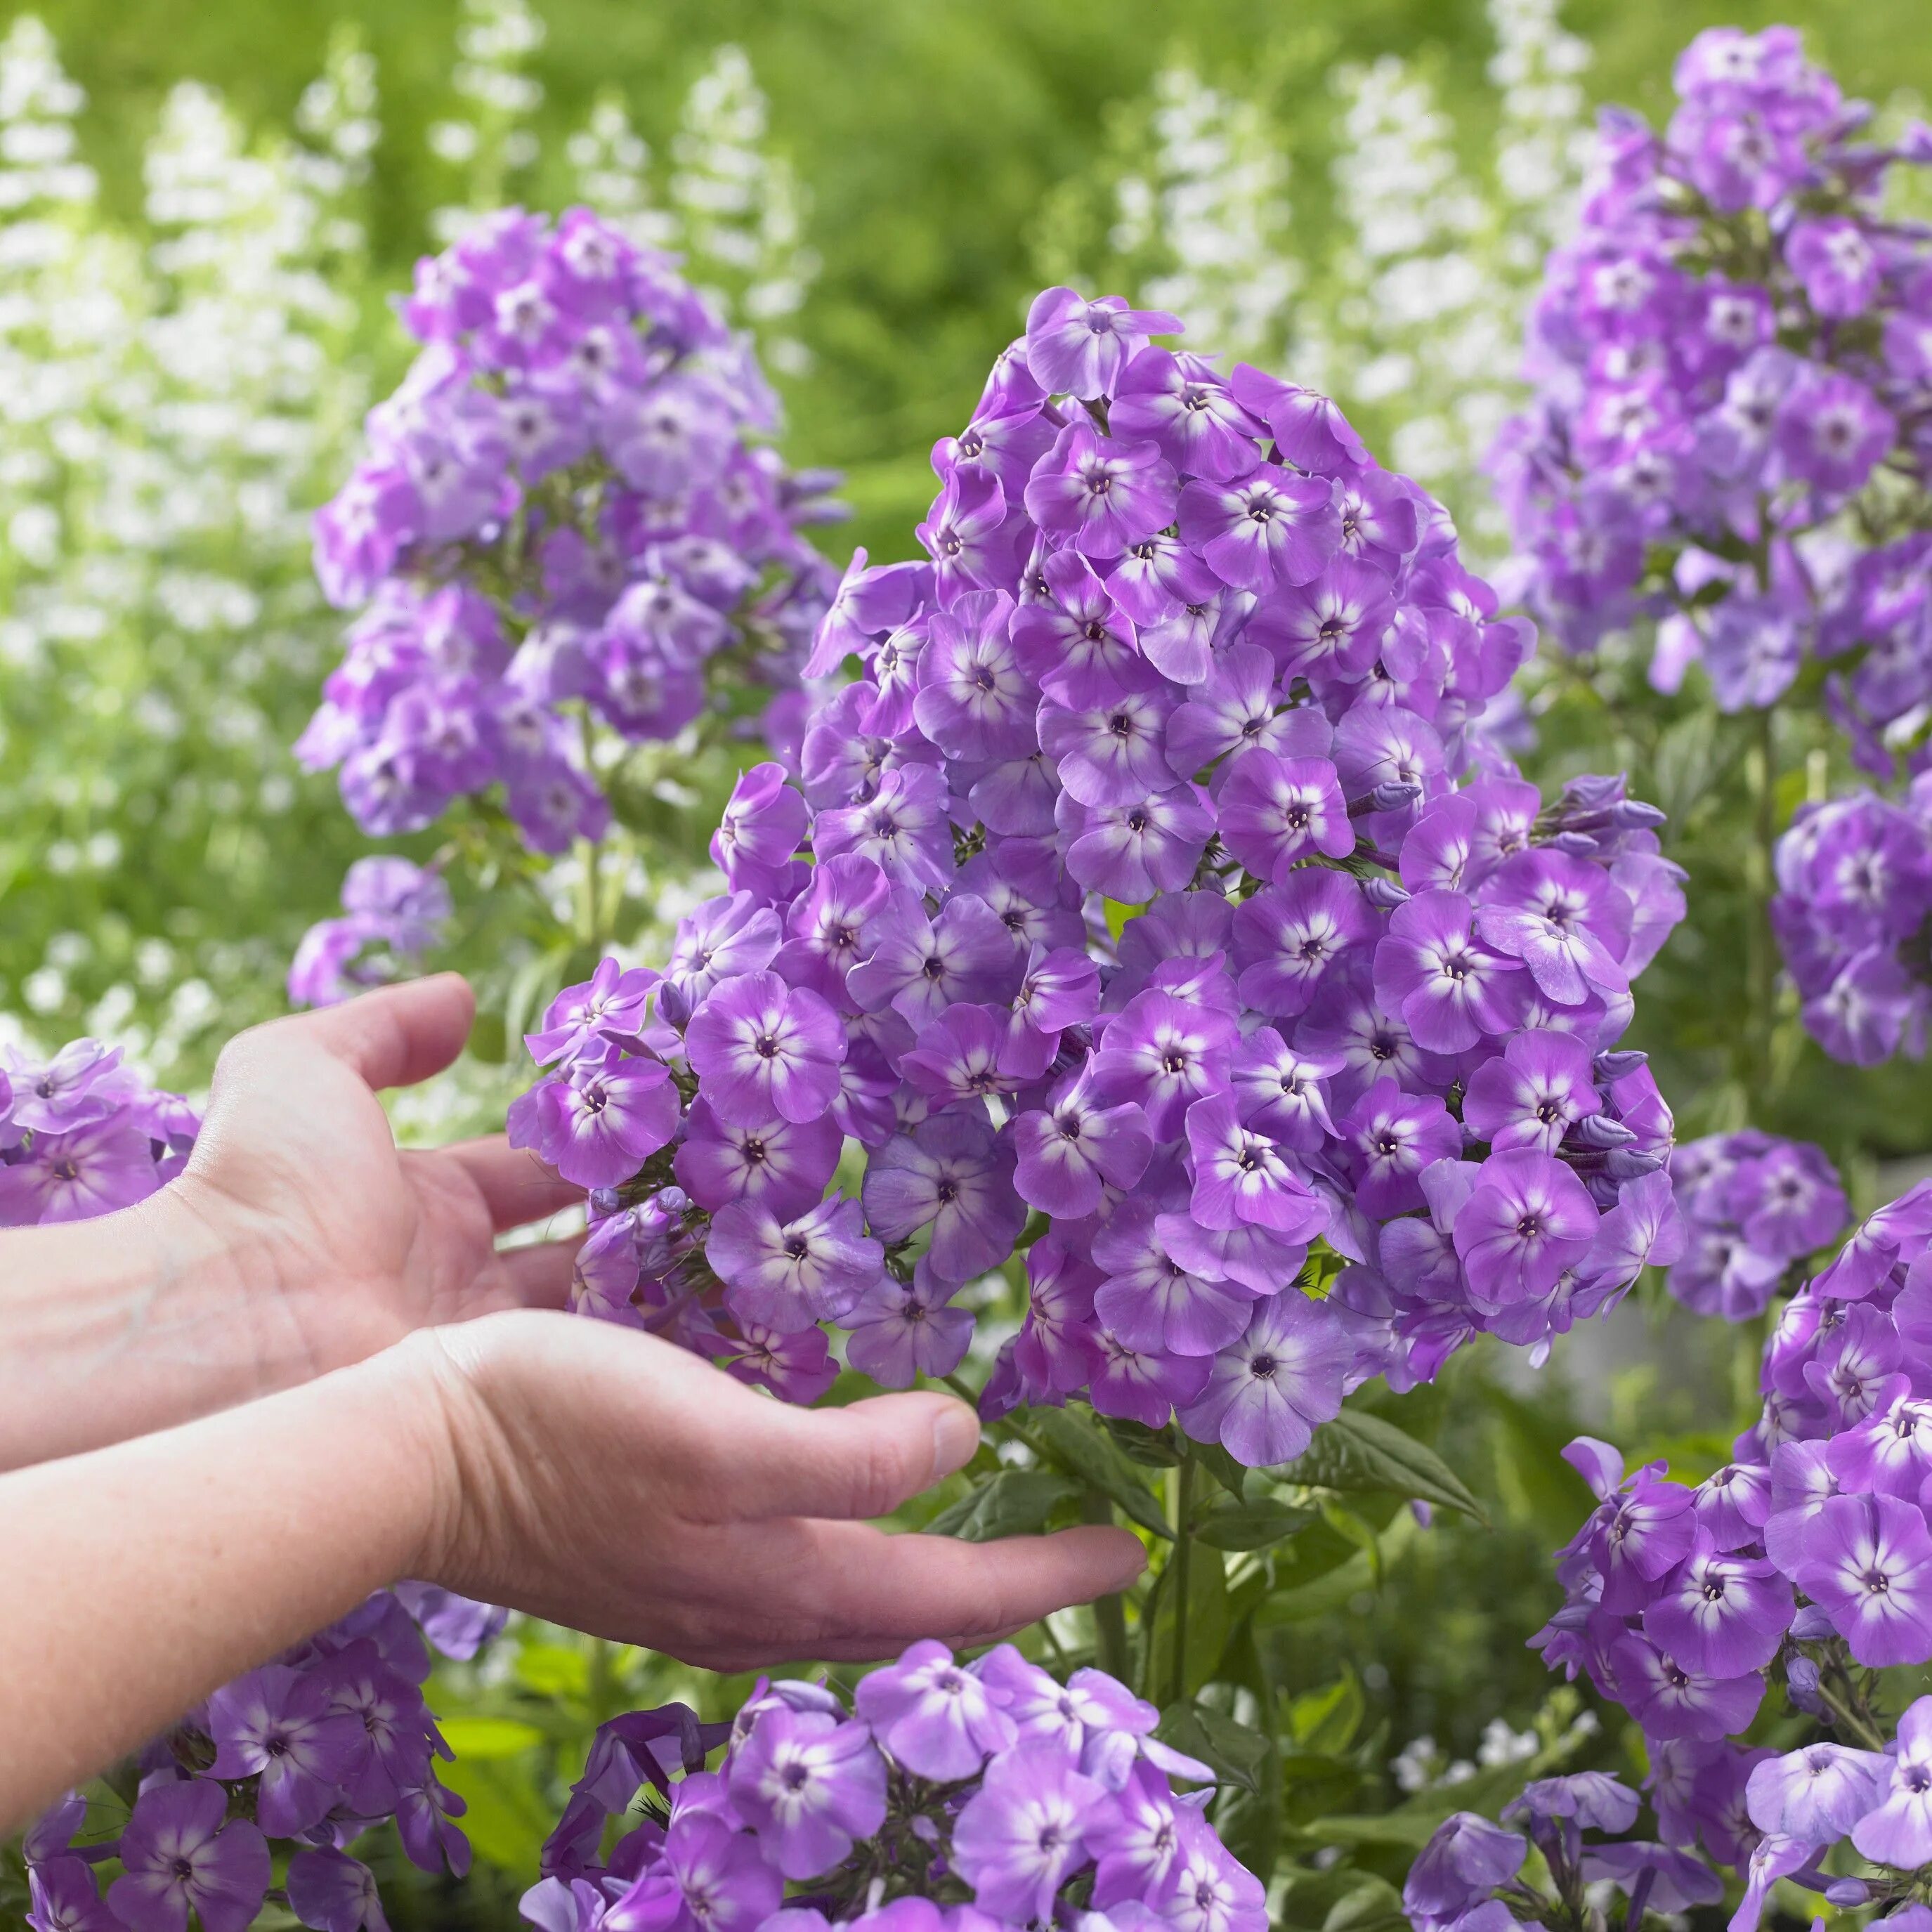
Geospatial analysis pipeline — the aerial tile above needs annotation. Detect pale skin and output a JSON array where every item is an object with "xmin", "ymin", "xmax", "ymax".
[{"xmin": 0, "ymin": 977, "xmax": 1146, "ymax": 1832}]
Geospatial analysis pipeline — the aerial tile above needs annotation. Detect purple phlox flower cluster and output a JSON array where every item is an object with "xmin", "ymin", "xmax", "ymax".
[
  {"xmin": 24, "ymin": 1588, "xmax": 505, "ymax": 1932},
  {"xmin": 1528, "ymin": 1180, "xmax": 1932, "ymax": 1924},
  {"xmin": 510, "ymin": 289, "xmax": 1689, "ymax": 1463},
  {"xmin": 1664, "ymin": 1130, "xmax": 1848, "ymax": 1319},
  {"xmin": 1404, "ymin": 1774, "xmax": 1722, "ymax": 1932},
  {"xmin": 299, "ymin": 207, "xmax": 842, "ymax": 857},
  {"xmin": 289, "ymin": 857, "xmax": 456, "ymax": 1008},
  {"xmin": 0, "ymin": 1036, "xmax": 199, "ymax": 1228},
  {"xmin": 518, "ymin": 1640, "xmax": 1262, "ymax": 1932},
  {"xmin": 1494, "ymin": 25, "xmax": 1932, "ymax": 734},
  {"xmin": 1772, "ymin": 780, "xmax": 1932, "ymax": 1065}
]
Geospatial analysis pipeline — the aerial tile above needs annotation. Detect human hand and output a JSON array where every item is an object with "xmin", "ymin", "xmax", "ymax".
[
  {"xmin": 405, "ymin": 1309, "xmax": 1148, "ymax": 1668},
  {"xmin": 168, "ymin": 975, "xmax": 581, "ymax": 1383}
]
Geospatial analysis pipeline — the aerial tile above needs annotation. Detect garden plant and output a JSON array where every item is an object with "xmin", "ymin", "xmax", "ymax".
[{"xmin": 5, "ymin": 13, "xmax": 1932, "ymax": 1932}]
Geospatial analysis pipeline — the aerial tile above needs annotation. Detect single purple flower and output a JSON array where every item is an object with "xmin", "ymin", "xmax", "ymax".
[
  {"xmin": 840, "ymin": 1262, "xmax": 975, "ymax": 1388},
  {"xmin": 950, "ymin": 1740, "xmax": 1105, "ymax": 1923},
  {"xmin": 108, "ymin": 1781, "xmax": 271, "ymax": 1932},
  {"xmin": 852, "ymin": 1639, "xmax": 1018, "ymax": 1779},
  {"xmin": 1791, "ymin": 1492, "xmax": 1932, "ymax": 1666},
  {"xmin": 725, "ymin": 1706, "xmax": 887, "ymax": 1881},
  {"xmin": 1179, "ymin": 1293, "xmax": 1354, "ymax": 1468},
  {"xmin": 506, "ymin": 1052, "xmax": 679, "ymax": 1190},
  {"xmin": 1451, "ymin": 1150, "xmax": 1600, "ymax": 1310},
  {"xmin": 707, "ymin": 1196, "xmax": 884, "ymax": 1332},
  {"xmin": 684, "ymin": 972, "xmax": 846, "ymax": 1128},
  {"xmin": 1024, "ymin": 287, "xmax": 1183, "ymax": 396},
  {"xmin": 861, "ymin": 1113, "xmax": 1026, "ymax": 1282}
]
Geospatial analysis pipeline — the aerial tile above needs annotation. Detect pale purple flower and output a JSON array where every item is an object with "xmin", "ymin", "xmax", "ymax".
[
  {"xmin": 1013, "ymin": 1077, "xmax": 1154, "ymax": 1220},
  {"xmin": 840, "ymin": 1262, "xmax": 974, "ymax": 1387},
  {"xmin": 725, "ymin": 1707, "xmax": 887, "ymax": 1881},
  {"xmin": 950, "ymin": 1741, "xmax": 1104, "ymax": 1923},
  {"xmin": 684, "ymin": 973, "xmax": 846, "ymax": 1127},
  {"xmin": 851, "ymin": 1639, "xmax": 1018, "ymax": 1780},
  {"xmin": 1340, "ymin": 1081, "xmax": 1461, "ymax": 1220},
  {"xmin": 861, "ymin": 1114, "xmax": 1026, "ymax": 1281},
  {"xmin": 1851, "ymin": 1697, "xmax": 1932, "ymax": 1867},
  {"xmin": 1024, "ymin": 288, "xmax": 1182, "ymax": 397},
  {"xmin": 1176, "ymin": 465, "xmax": 1340, "ymax": 592},
  {"xmin": 507, "ymin": 1052, "xmax": 680, "ymax": 1189},
  {"xmin": 108, "ymin": 1782, "xmax": 271, "ymax": 1932},
  {"xmin": 1024, "ymin": 422, "xmax": 1179, "ymax": 560},
  {"xmin": 1214, "ymin": 753, "xmax": 1353, "ymax": 882},
  {"xmin": 1791, "ymin": 1493, "xmax": 1932, "ymax": 1666},
  {"xmin": 707, "ymin": 1196, "xmax": 883, "ymax": 1332},
  {"xmin": 1451, "ymin": 1150, "xmax": 1600, "ymax": 1310},
  {"xmin": 1372, "ymin": 890, "xmax": 1522, "ymax": 1053},
  {"xmin": 1747, "ymin": 1742, "xmax": 1891, "ymax": 1843},
  {"xmin": 1179, "ymin": 1293, "xmax": 1353, "ymax": 1467}
]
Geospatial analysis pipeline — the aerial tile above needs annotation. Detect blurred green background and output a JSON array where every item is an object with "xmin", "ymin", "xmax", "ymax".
[{"xmin": 18, "ymin": 0, "xmax": 1932, "ymax": 559}]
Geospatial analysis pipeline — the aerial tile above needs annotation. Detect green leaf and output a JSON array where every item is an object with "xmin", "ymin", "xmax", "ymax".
[
  {"xmin": 1100, "ymin": 1416, "xmax": 1184, "ymax": 1468},
  {"xmin": 436, "ymin": 1716, "xmax": 547, "ymax": 1759},
  {"xmin": 1193, "ymin": 1497, "xmax": 1314, "ymax": 1551},
  {"xmin": 1154, "ymin": 1699, "xmax": 1269, "ymax": 1794},
  {"xmin": 1288, "ymin": 1670, "xmax": 1364, "ymax": 1756},
  {"xmin": 1275, "ymin": 1409, "xmax": 1487, "ymax": 1522},
  {"xmin": 436, "ymin": 1754, "xmax": 554, "ymax": 1872},
  {"xmin": 1192, "ymin": 1441, "xmax": 1251, "ymax": 1503},
  {"xmin": 1026, "ymin": 1406, "xmax": 1172, "ymax": 1539},
  {"xmin": 1280, "ymin": 1872, "xmax": 1407, "ymax": 1932},
  {"xmin": 466, "ymin": 1007, "xmax": 508, "ymax": 1064},
  {"xmin": 514, "ymin": 1642, "xmax": 591, "ymax": 1700},
  {"xmin": 925, "ymin": 1468, "xmax": 1077, "ymax": 1541},
  {"xmin": 1214, "ymin": 1730, "xmax": 1283, "ymax": 1880},
  {"xmin": 1142, "ymin": 1534, "xmax": 1230, "ymax": 1700}
]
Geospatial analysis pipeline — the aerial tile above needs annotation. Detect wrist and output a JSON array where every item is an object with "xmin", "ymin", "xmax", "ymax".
[
  {"xmin": 379, "ymin": 1315, "xmax": 523, "ymax": 1603},
  {"xmin": 0, "ymin": 1183, "xmax": 268, "ymax": 1469}
]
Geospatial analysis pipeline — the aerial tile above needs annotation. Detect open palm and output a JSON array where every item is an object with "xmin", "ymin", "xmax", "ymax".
[{"xmin": 177, "ymin": 977, "xmax": 582, "ymax": 1376}]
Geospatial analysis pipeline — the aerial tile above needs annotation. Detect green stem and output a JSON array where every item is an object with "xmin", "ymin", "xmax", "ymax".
[
  {"xmin": 1815, "ymin": 1673, "xmax": 1888, "ymax": 1752},
  {"xmin": 587, "ymin": 1636, "xmax": 615, "ymax": 1725},
  {"xmin": 1169, "ymin": 1455, "xmax": 1196, "ymax": 1706},
  {"xmin": 1081, "ymin": 1492, "xmax": 1132, "ymax": 1683},
  {"xmin": 1742, "ymin": 704, "xmax": 1777, "ymax": 1111}
]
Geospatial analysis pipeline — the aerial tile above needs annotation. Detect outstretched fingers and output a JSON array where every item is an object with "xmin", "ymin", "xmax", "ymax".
[
  {"xmin": 694, "ymin": 1517, "xmax": 1149, "ymax": 1668},
  {"xmin": 685, "ymin": 1386, "xmax": 986, "ymax": 1524},
  {"xmin": 221, "ymin": 975, "xmax": 478, "ymax": 1095},
  {"xmin": 432, "ymin": 1135, "xmax": 583, "ymax": 1233}
]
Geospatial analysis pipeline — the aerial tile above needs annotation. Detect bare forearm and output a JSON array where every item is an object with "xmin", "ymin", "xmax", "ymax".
[
  {"xmin": 0, "ymin": 1341, "xmax": 444, "ymax": 1830},
  {"xmin": 0, "ymin": 1189, "xmax": 307, "ymax": 1469}
]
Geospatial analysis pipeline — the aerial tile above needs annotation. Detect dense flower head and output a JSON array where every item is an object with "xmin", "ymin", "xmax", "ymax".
[
  {"xmin": 298, "ymin": 207, "xmax": 842, "ymax": 858},
  {"xmin": 1523, "ymin": 1181, "xmax": 1932, "ymax": 1926},
  {"xmin": 518, "ymin": 1643, "xmax": 1263, "ymax": 1932},
  {"xmin": 511, "ymin": 287, "xmax": 1688, "ymax": 1464},
  {"xmin": 0, "ymin": 1036, "xmax": 199, "ymax": 1226},
  {"xmin": 1494, "ymin": 25, "xmax": 1932, "ymax": 738},
  {"xmin": 1771, "ymin": 782, "xmax": 1932, "ymax": 1065},
  {"xmin": 510, "ymin": 286, "xmax": 1692, "ymax": 1461},
  {"xmin": 288, "ymin": 856, "xmax": 455, "ymax": 1007},
  {"xmin": 1664, "ymin": 1130, "xmax": 1848, "ymax": 1319},
  {"xmin": 23, "ymin": 1586, "xmax": 502, "ymax": 1932}
]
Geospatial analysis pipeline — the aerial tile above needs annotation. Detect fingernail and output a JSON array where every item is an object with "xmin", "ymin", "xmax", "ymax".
[{"xmin": 932, "ymin": 1404, "xmax": 980, "ymax": 1481}]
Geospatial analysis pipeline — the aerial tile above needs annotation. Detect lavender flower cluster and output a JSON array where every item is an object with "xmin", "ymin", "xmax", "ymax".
[
  {"xmin": 1772, "ymin": 780, "xmax": 1932, "ymax": 1065},
  {"xmin": 1525, "ymin": 1181, "xmax": 1932, "ymax": 1928},
  {"xmin": 25, "ymin": 1586, "xmax": 501, "ymax": 1932},
  {"xmin": 0, "ymin": 1036, "xmax": 198, "ymax": 1227},
  {"xmin": 1494, "ymin": 26, "xmax": 1932, "ymax": 723},
  {"xmin": 509, "ymin": 287, "xmax": 1689, "ymax": 1468},
  {"xmin": 1406, "ymin": 1775, "xmax": 1722, "ymax": 1932},
  {"xmin": 1664, "ymin": 1129, "xmax": 1847, "ymax": 1320},
  {"xmin": 287, "ymin": 856, "xmax": 455, "ymax": 1009},
  {"xmin": 296, "ymin": 207, "xmax": 842, "ymax": 858},
  {"xmin": 519, "ymin": 1640, "xmax": 1263, "ymax": 1932}
]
